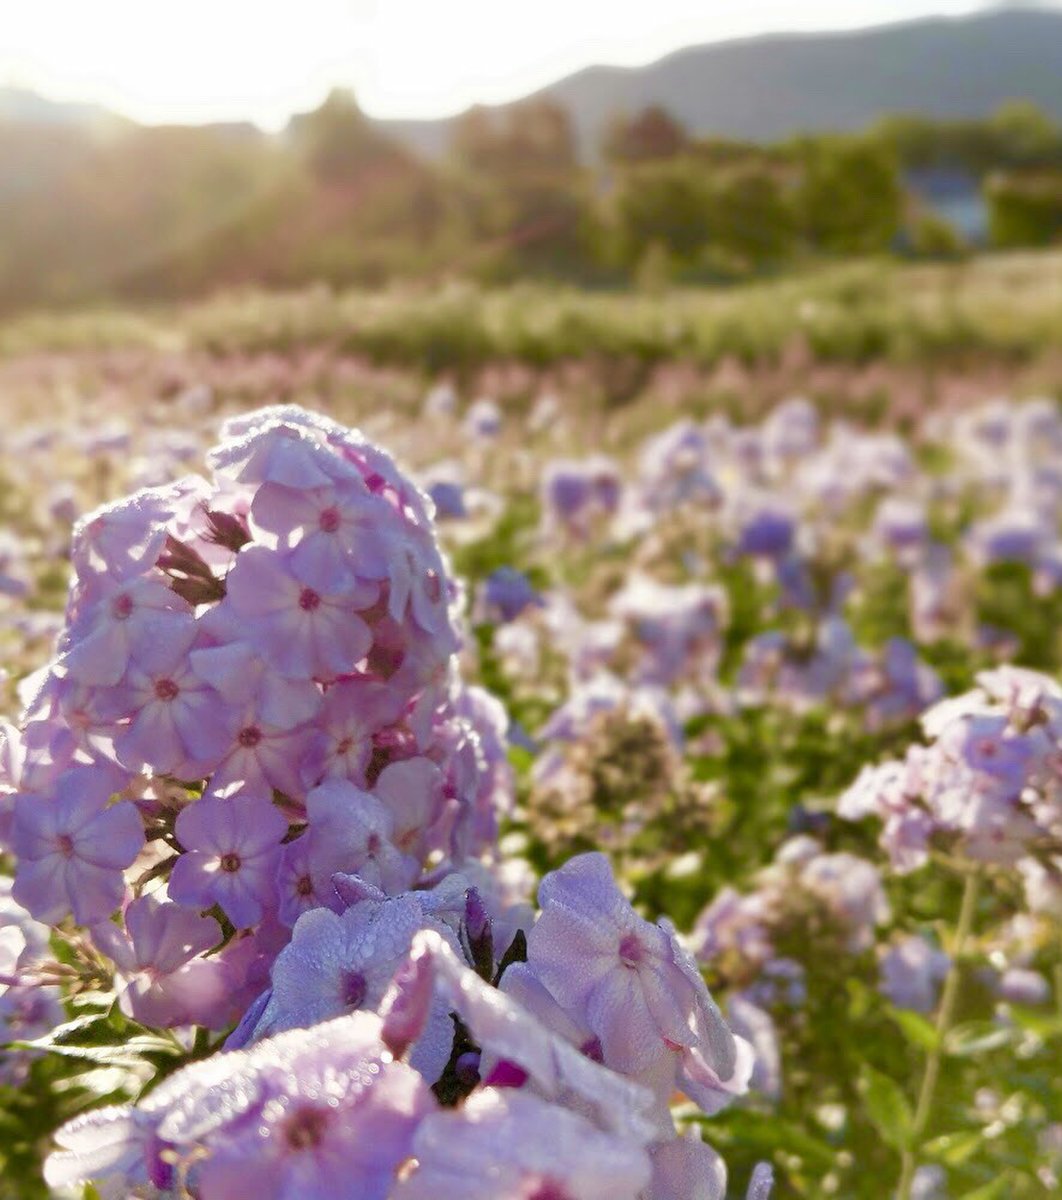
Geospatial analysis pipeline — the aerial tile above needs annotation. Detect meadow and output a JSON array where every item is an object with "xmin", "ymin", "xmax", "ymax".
[{"xmin": 0, "ymin": 254, "xmax": 1060, "ymax": 1199}]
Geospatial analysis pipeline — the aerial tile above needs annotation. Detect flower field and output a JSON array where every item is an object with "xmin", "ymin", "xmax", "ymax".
[{"xmin": 0, "ymin": 273, "xmax": 1060, "ymax": 1199}]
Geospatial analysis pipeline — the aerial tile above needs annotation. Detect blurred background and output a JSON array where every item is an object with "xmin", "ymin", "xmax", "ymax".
[{"xmin": 2, "ymin": 0, "xmax": 1061, "ymax": 311}]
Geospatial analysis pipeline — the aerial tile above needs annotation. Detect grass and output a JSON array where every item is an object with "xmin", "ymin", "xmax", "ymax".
[{"xmin": 3, "ymin": 251, "xmax": 1062, "ymax": 373}]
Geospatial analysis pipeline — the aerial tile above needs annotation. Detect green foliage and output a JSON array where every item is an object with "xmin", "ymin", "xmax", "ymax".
[
  {"xmin": 795, "ymin": 135, "xmax": 903, "ymax": 255},
  {"xmin": 987, "ymin": 169, "xmax": 1062, "ymax": 250}
]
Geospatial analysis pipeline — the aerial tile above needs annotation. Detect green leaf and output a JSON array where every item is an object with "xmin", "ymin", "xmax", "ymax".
[
  {"xmin": 923, "ymin": 1130, "xmax": 983, "ymax": 1166},
  {"xmin": 860, "ymin": 1064, "xmax": 913, "ymax": 1150},
  {"xmin": 891, "ymin": 1009, "xmax": 939, "ymax": 1051},
  {"xmin": 959, "ymin": 1174, "xmax": 1015, "ymax": 1199},
  {"xmin": 943, "ymin": 1021, "xmax": 1014, "ymax": 1058}
]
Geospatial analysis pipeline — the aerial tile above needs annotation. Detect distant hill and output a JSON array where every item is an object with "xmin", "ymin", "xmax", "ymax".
[
  {"xmin": 378, "ymin": 7, "xmax": 1062, "ymax": 158},
  {"xmin": 0, "ymin": 86, "xmax": 127, "ymax": 132}
]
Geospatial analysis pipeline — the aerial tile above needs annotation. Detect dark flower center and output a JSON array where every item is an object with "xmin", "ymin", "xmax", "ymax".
[
  {"xmin": 299, "ymin": 588, "xmax": 322, "ymax": 612},
  {"xmin": 111, "ymin": 593, "xmax": 134, "ymax": 620},
  {"xmin": 282, "ymin": 1105, "xmax": 330, "ymax": 1151},
  {"xmin": 618, "ymin": 933, "xmax": 645, "ymax": 968},
  {"xmin": 342, "ymin": 969, "xmax": 368, "ymax": 1008},
  {"xmin": 55, "ymin": 833, "xmax": 75, "ymax": 858},
  {"xmin": 238, "ymin": 725, "xmax": 262, "ymax": 748},
  {"xmin": 318, "ymin": 507, "xmax": 341, "ymax": 533},
  {"xmin": 219, "ymin": 852, "xmax": 241, "ymax": 873},
  {"xmin": 580, "ymin": 1036, "xmax": 604, "ymax": 1063},
  {"xmin": 296, "ymin": 874, "xmax": 314, "ymax": 897},
  {"xmin": 154, "ymin": 678, "xmax": 180, "ymax": 702}
]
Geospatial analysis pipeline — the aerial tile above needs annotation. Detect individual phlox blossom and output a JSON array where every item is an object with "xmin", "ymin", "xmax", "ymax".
[
  {"xmin": 246, "ymin": 894, "xmax": 461, "ymax": 1081},
  {"xmin": 222, "ymin": 545, "xmax": 376, "ymax": 683},
  {"xmin": 45, "ymin": 1011, "xmax": 432, "ymax": 1200},
  {"xmin": 91, "ymin": 895, "xmax": 225, "ymax": 1029},
  {"xmin": 12, "ymin": 762, "xmax": 142, "ymax": 925},
  {"xmin": 299, "ymin": 779, "xmax": 419, "ymax": 897},
  {"xmin": 475, "ymin": 566, "xmax": 544, "ymax": 625},
  {"xmin": 391, "ymin": 1086, "xmax": 652, "ymax": 1200},
  {"xmin": 189, "ymin": 631, "xmax": 322, "ymax": 734},
  {"xmin": 275, "ymin": 834, "xmax": 335, "ymax": 928},
  {"xmin": 879, "ymin": 934, "xmax": 950, "ymax": 1014},
  {"xmin": 299, "ymin": 677, "xmax": 406, "ymax": 790},
  {"xmin": 60, "ymin": 576, "xmax": 192, "ymax": 690},
  {"xmin": 523, "ymin": 853, "xmax": 747, "ymax": 1106},
  {"xmin": 67, "ymin": 483, "xmax": 185, "ymax": 585},
  {"xmin": 169, "ymin": 794, "xmax": 289, "ymax": 928},
  {"xmin": 199, "ymin": 695, "xmax": 314, "ymax": 802},
  {"xmin": 97, "ymin": 621, "xmax": 234, "ymax": 778},
  {"xmin": 249, "ymin": 477, "xmax": 390, "ymax": 592},
  {"xmin": 364, "ymin": 757, "xmax": 445, "ymax": 863}
]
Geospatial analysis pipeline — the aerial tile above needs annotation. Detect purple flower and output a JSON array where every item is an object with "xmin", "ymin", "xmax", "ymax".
[
  {"xmin": 92, "ymin": 895, "xmax": 224, "ymax": 1028},
  {"xmin": 250, "ymin": 479, "xmax": 390, "ymax": 591},
  {"xmin": 392, "ymin": 1087, "xmax": 652, "ymax": 1200},
  {"xmin": 299, "ymin": 678, "xmax": 404, "ymax": 790},
  {"xmin": 477, "ymin": 567, "xmax": 543, "ymax": 624},
  {"xmin": 47, "ymin": 1011, "xmax": 433, "ymax": 1200},
  {"xmin": 61, "ymin": 577, "xmax": 192, "ymax": 688},
  {"xmin": 380, "ymin": 929, "xmax": 657, "ymax": 1142},
  {"xmin": 300, "ymin": 779, "xmax": 418, "ymax": 897},
  {"xmin": 224, "ymin": 546, "xmax": 375, "ymax": 682},
  {"xmin": 104, "ymin": 622, "xmax": 234, "ymax": 778},
  {"xmin": 250, "ymin": 895, "xmax": 461, "ymax": 1081},
  {"xmin": 526, "ymin": 853, "xmax": 741, "ymax": 1090},
  {"xmin": 169, "ymin": 794, "xmax": 288, "ymax": 928},
  {"xmin": 879, "ymin": 935, "xmax": 950, "ymax": 1014},
  {"xmin": 12, "ymin": 763, "xmax": 142, "ymax": 924}
]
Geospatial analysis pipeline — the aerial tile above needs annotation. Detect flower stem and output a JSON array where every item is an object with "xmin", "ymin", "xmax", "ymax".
[{"xmin": 896, "ymin": 868, "xmax": 981, "ymax": 1200}]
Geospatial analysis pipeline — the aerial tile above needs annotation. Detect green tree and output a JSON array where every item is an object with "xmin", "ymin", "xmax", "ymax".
[
  {"xmin": 986, "ymin": 169, "xmax": 1062, "ymax": 248},
  {"xmin": 795, "ymin": 136, "xmax": 903, "ymax": 254}
]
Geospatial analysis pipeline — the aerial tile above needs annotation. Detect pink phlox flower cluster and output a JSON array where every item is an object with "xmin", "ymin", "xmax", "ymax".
[{"xmin": 839, "ymin": 666, "xmax": 1062, "ymax": 881}]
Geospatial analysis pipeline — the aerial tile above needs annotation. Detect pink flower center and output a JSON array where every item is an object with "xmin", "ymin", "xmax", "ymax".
[
  {"xmin": 580, "ymin": 1036, "xmax": 604, "ymax": 1062},
  {"xmin": 55, "ymin": 833, "xmax": 75, "ymax": 858},
  {"xmin": 618, "ymin": 933, "xmax": 645, "ymax": 968},
  {"xmin": 219, "ymin": 852, "xmax": 241, "ymax": 873},
  {"xmin": 318, "ymin": 507, "xmax": 341, "ymax": 533},
  {"xmin": 299, "ymin": 588, "xmax": 322, "ymax": 612},
  {"xmin": 525, "ymin": 1179, "xmax": 571, "ymax": 1200},
  {"xmin": 342, "ymin": 969, "xmax": 368, "ymax": 1008},
  {"xmin": 282, "ymin": 1105, "xmax": 331, "ymax": 1151},
  {"xmin": 238, "ymin": 725, "xmax": 262, "ymax": 748},
  {"xmin": 154, "ymin": 678, "xmax": 179, "ymax": 702},
  {"xmin": 111, "ymin": 592, "xmax": 134, "ymax": 620}
]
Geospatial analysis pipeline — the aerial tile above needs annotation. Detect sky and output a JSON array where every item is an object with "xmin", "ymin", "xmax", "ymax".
[{"xmin": 0, "ymin": 1, "xmax": 1051, "ymax": 129}]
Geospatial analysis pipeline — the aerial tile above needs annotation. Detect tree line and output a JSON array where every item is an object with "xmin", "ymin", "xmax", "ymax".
[{"xmin": 2, "ymin": 91, "xmax": 1062, "ymax": 310}]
